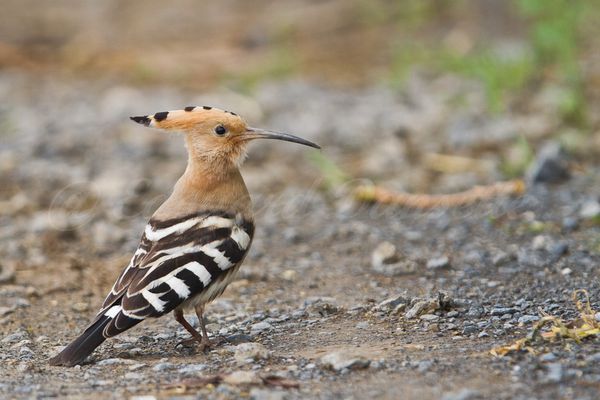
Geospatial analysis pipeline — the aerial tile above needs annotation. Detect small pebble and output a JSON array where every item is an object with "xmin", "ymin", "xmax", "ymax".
[{"xmin": 426, "ymin": 256, "xmax": 450, "ymax": 270}]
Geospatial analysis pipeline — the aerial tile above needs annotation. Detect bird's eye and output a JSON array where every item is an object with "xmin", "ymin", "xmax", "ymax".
[{"xmin": 214, "ymin": 125, "xmax": 227, "ymax": 136}]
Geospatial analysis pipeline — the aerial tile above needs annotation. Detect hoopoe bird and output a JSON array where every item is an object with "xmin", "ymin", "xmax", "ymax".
[{"xmin": 49, "ymin": 106, "xmax": 319, "ymax": 367}]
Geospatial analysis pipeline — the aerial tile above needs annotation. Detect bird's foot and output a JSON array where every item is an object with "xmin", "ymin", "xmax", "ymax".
[{"xmin": 175, "ymin": 337, "xmax": 212, "ymax": 352}]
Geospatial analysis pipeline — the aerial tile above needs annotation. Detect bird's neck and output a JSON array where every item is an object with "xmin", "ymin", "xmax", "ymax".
[{"xmin": 153, "ymin": 159, "xmax": 252, "ymax": 221}]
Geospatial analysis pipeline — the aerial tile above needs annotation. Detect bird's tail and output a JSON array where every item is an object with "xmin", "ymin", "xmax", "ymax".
[{"xmin": 48, "ymin": 316, "xmax": 111, "ymax": 367}]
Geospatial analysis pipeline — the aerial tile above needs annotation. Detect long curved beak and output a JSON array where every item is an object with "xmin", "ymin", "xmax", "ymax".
[{"xmin": 244, "ymin": 127, "xmax": 321, "ymax": 149}]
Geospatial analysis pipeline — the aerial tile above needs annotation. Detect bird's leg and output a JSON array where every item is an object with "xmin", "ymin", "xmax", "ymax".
[
  {"xmin": 173, "ymin": 309, "xmax": 204, "ymax": 348},
  {"xmin": 196, "ymin": 305, "xmax": 211, "ymax": 345}
]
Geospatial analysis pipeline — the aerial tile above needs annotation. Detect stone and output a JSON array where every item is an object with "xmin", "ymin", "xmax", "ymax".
[
  {"xmin": 0, "ymin": 262, "xmax": 16, "ymax": 284},
  {"xmin": 223, "ymin": 370, "xmax": 261, "ymax": 385},
  {"xmin": 405, "ymin": 300, "xmax": 438, "ymax": 319},
  {"xmin": 374, "ymin": 294, "xmax": 410, "ymax": 312},
  {"xmin": 549, "ymin": 242, "xmax": 568, "ymax": 258},
  {"xmin": 250, "ymin": 322, "xmax": 272, "ymax": 334},
  {"xmin": 532, "ymin": 235, "xmax": 549, "ymax": 251},
  {"xmin": 0, "ymin": 306, "xmax": 15, "ymax": 317},
  {"xmin": 2, "ymin": 331, "xmax": 28, "ymax": 343},
  {"xmin": 151, "ymin": 362, "xmax": 174, "ymax": 372},
  {"xmin": 526, "ymin": 142, "xmax": 570, "ymax": 184},
  {"xmin": 306, "ymin": 299, "xmax": 339, "ymax": 318},
  {"xmin": 320, "ymin": 351, "xmax": 370, "ymax": 371},
  {"xmin": 177, "ymin": 364, "xmax": 207, "ymax": 374},
  {"xmin": 250, "ymin": 388, "xmax": 287, "ymax": 400},
  {"xmin": 371, "ymin": 242, "xmax": 399, "ymax": 268},
  {"xmin": 97, "ymin": 358, "xmax": 137, "ymax": 366},
  {"xmin": 546, "ymin": 363, "xmax": 564, "ymax": 383},
  {"xmin": 371, "ymin": 242, "xmax": 418, "ymax": 276},
  {"xmin": 426, "ymin": 256, "xmax": 450, "ymax": 270},
  {"xmin": 518, "ymin": 315, "xmax": 540, "ymax": 324},
  {"xmin": 420, "ymin": 314, "xmax": 439, "ymax": 322},
  {"xmin": 71, "ymin": 302, "xmax": 89, "ymax": 312},
  {"xmin": 490, "ymin": 307, "xmax": 518, "ymax": 316},
  {"xmin": 234, "ymin": 343, "xmax": 271, "ymax": 363},
  {"xmin": 580, "ymin": 201, "xmax": 600, "ymax": 219},
  {"xmin": 492, "ymin": 252, "xmax": 510, "ymax": 266},
  {"xmin": 562, "ymin": 217, "xmax": 579, "ymax": 231},
  {"xmin": 441, "ymin": 389, "xmax": 480, "ymax": 400},
  {"xmin": 373, "ymin": 259, "xmax": 418, "ymax": 276},
  {"xmin": 417, "ymin": 360, "xmax": 434, "ymax": 373},
  {"xmin": 539, "ymin": 353, "xmax": 557, "ymax": 362},
  {"xmin": 123, "ymin": 372, "xmax": 143, "ymax": 380}
]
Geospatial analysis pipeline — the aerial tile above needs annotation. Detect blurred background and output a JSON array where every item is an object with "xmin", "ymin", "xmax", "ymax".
[
  {"xmin": 1, "ymin": 2, "xmax": 600, "ymax": 396},
  {"xmin": 1, "ymin": 0, "xmax": 599, "ymax": 285}
]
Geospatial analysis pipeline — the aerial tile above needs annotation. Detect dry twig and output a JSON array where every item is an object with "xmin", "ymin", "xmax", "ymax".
[{"xmin": 355, "ymin": 180, "xmax": 526, "ymax": 208}]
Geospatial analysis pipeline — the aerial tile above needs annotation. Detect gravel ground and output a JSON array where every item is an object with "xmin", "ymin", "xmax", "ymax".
[{"xmin": 0, "ymin": 72, "xmax": 599, "ymax": 399}]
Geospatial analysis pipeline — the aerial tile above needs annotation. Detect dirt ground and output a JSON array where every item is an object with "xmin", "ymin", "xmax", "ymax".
[
  {"xmin": 0, "ymin": 71, "xmax": 599, "ymax": 400},
  {"xmin": 1, "ymin": 2, "xmax": 600, "ymax": 399}
]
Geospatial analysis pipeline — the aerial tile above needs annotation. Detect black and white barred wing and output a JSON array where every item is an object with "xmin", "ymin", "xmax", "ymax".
[{"xmin": 96, "ymin": 212, "xmax": 254, "ymax": 337}]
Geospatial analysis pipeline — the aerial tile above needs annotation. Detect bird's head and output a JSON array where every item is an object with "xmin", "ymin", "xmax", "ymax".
[{"xmin": 130, "ymin": 106, "xmax": 319, "ymax": 172}]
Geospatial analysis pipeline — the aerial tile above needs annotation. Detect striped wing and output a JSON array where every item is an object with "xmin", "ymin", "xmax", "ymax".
[{"xmin": 94, "ymin": 211, "xmax": 254, "ymax": 337}]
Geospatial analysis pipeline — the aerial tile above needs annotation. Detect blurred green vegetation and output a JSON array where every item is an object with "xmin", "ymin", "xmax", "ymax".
[
  {"xmin": 307, "ymin": 151, "xmax": 350, "ymax": 190},
  {"xmin": 388, "ymin": 0, "xmax": 594, "ymax": 126}
]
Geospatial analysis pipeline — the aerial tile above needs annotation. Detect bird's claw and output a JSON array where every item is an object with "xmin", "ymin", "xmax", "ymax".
[{"xmin": 175, "ymin": 337, "xmax": 211, "ymax": 352}]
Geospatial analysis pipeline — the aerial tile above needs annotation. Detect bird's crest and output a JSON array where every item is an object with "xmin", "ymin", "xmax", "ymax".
[{"xmin": 130, "ymin": 106, "xmax": 242, "ymax": 132}]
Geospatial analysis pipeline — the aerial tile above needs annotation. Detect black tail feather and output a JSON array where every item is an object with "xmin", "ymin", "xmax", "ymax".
[{"xmin": 49, "ymin": 316, "xmax": 111, "ymax": 367}]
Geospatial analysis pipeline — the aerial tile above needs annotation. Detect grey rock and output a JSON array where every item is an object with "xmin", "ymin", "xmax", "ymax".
[
  {"xmin": 371, "ymin": 242, "xmax": 418, "ymax": 276},
  {"xmin": 532, "ymin": 235, "xmax": 549, "ymax": 251},
  {"xmin": 405, "ymin": 300, "xmax": 438, "ymax": 319},
  {"xmin": 250, "ymin": 388, "xmax": 287, "ymax": 400},
  {"xmin": 321, "ymin": 351, "xmax": 370, "ymax": 371},
  {"xmin": 223, "ymin": 370, "xmax": 261, "ymax": 385},
  {"xmin": 96, "ymin": 358, "xmax": 137, "ymax": 366},
  {"xmin": 151, "ymin": 362, "xmax": 174, "ymax": 372},
  {"xmin": 550, "ymin": 242, "xmax": 569, "ymax": 258},
  {"xmin": 526, "ymin": 142, "xmax": 570, "ymax": 183},
  {"xmin": 374, "ymin": 294, "xmax": 410, "ymax": 313},
  {"xmin": 441, "ymin": 389, "xmax": 480, "ymax": 400},
  {"xmin": 373, "ymin": 259, "xmax": 419, "ymax": 276},
  {"xmin": 492, "ymin": 251, "xmax": 510, "ymax": 266},
  {"xmin": 0, "ymin": 262, "xmax": 16, "ymax": 284},
  {"xmin": 177, "ymin": 364, "xmax": 207, "ymax": 374},
  {"xmin": 250, "ymin": 321, "xmax": 272, "ymax": 334},
  {"xmin": 420, "ymin": 314, "xmax": 439, "ymax": 322},
  {"xmin": 490, "ymin": 307, "xmax": 518, "ymax": 316},
  {"xmin": 2, "ymin": 331, "xmax": 28, "ymax": 343},
  {"xmin": 0, "ymin": 306, "xmax": 15, "ymax": 317},
  {"xmin": 546, "ymin": 363, "xmax": 564, "ymax": 383},
  {"xmin": 426, "ymin": 256, "xmax": 450, "ymax": 270},
  {"xmin": 585, "ymin": 353, "xmax": 600, "ymax": 363},
  {"xmin": 371, "ymin": 241, "xmax": 399, "ymax": 267},
  {"xmin": 306, "ymin": 299, "xmax": 339, "ymax": 318},
  {"xmin": 580, "ymin": 200, "xmax": 600, "ymax": 219},
  {"xmin": 562, "ymin": 217, "xmax": 579, "ymax": 231},
  {"xmin": 539, "ymin": 353, "xmax": 557, "ymax": 362},
  {"xmin": 462, "ymin": 325, "xmax": 479, "ymax": 335},
  {"xmin": 123, "ymin": 372, "xmax": 143, "ymax": 380},
  {"xmin": 234, "ymin": 343, "xmax": 270, "ymax": 363},
  {"xmin": 355, "ymin": 321, "xmax": 369, "ymax": 329},
  {"xmin": 417, "ymin": 360, "xmax": 434, "ymax": 373},
  {"xmin": 466, "ymin": 306, "xmax": 484, "ymax": 319},
  {"xmin": 226, "ymin": 334, "xmax": 253, "ymax": 344},
  {"xmin": 518, "ymin": 315, "xmax": 540, "ymax": 324},
  {"xmin": 18, "ymin": 346, "xmax": 34, "ymax": 360}
]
